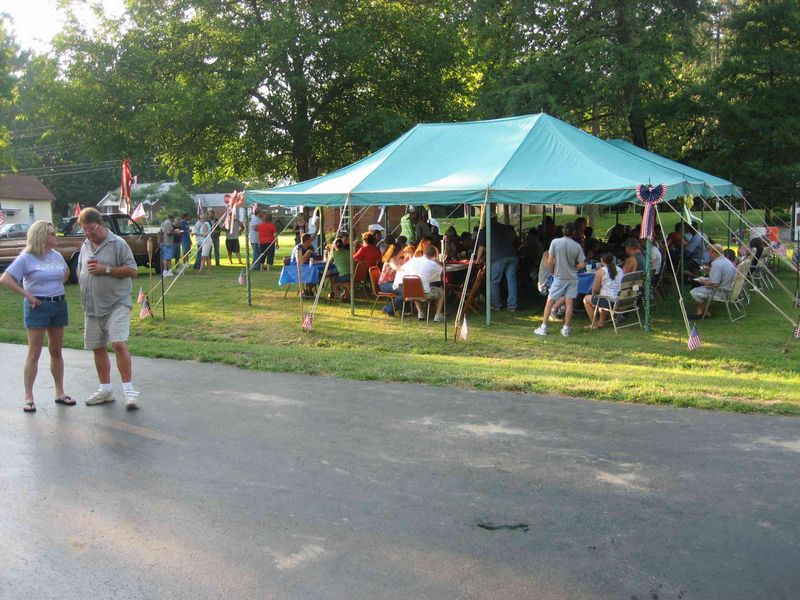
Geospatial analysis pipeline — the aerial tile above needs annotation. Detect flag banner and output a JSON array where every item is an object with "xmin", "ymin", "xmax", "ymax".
[
  {"xmin": 238, "ymin": 269, "xmax": 244, "ymax": 285},
  {"xmin": 0, "ymin": 209, "xmax": 5, "ymax": 227},
  {"xmin": 131, "ymin": 202, "xmax": 146, "ymax": 222},
  {"xmin": 459, "ymin": 316, "xmax": 468, "ymax": 341},
  {"xmin": 302, "ymin": 312, "xmax": 313, "ymax": 332},
  {"xmin": 73, "ymin": 203, "xmax": 81, "ymax": 217},
  {"xmin": 139, "ymin": 296, "xmax": 153, "ymax": 319},
  {"xmin": 137, "ymin": 286, "xmax": 145, "ymax": 305},
  {"xmin": 772, "ymin": 242, "xmax": 787, "ymax": 257},
  {"xmin": 636, "ymin": 184, "xmax": 666, "ymax": 242},
  {"xmin": 687, "ymin": 324, "xmax": 702, "ymax": 351},
  {"xmin": 119, "ymin": 159, "xmax": 133, "ymax": 214}
]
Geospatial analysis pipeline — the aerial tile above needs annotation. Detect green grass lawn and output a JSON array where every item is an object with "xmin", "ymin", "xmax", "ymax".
[{"xmin": 1, "ymin": 231, "xmax": 798, "ymax": 415}]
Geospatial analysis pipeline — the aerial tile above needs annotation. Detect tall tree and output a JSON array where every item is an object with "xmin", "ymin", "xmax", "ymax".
[
  {"xmin": 706, "ymin": 0, "xmax": 800, "ymax": 208},
  {"xmin": 52, "ymin": 0, "xmax": 469, "ymax": 184}
]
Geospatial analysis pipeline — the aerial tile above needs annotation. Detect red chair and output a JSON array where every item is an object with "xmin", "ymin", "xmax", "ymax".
[
  {"xmin": 401, "ymin": 275, "xmax": 430, "ymax": 324},
  {"xmin": 335, "ymin": 260, "xmax": 368, "ymax": 300},
  {"xmin": 369, "ymin": 266, "xmax": 397, "ymax": 316}
]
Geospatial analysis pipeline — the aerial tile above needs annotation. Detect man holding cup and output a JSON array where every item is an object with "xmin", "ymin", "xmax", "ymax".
[{"xmin": 78, "ymin": 208, "xmax": 141, "ymax": 410}]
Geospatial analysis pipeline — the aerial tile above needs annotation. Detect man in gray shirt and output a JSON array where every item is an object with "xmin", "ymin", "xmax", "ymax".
[
  {"xmin": 77, "ymin": 208, "xmax": 141, "ymax": 410},
  {"xmin": 160, "ymin": 213, "xmax": 178, "ymax": 276},
  {"xmin": 534, "ymin": 221, "xmax": 585, "ymax": 337},
  {"xmin": 689, "ymin": 243, "xmax": 737, "ymax": 318}
]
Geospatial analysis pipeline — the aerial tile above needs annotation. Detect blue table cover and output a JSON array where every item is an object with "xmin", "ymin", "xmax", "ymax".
[{"xmin": 278, "ymin": 262, "xmax": 330, "ymax": 285}]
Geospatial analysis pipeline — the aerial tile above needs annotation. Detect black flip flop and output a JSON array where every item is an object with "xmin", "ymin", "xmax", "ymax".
[
  {"xmin": 55, "ymin": 395, "xmax": 76, "ymax": 406},
  {"xmin": 23, "ymin": 401, "xmax": 36, "ymax": 413}
]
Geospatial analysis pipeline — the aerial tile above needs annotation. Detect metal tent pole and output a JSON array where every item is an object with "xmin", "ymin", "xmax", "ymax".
[
  {"xmin": 349, "ymin": 202, "xmax": 355, "ymax": 317},
  {"xmin": 485, "ymin": 202, "xmax": 492, "ymax": 326}
]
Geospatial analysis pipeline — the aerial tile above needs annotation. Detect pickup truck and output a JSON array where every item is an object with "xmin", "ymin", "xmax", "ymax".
[{"xmin": 0, "ymin": 213, "xmax": 161, "ymax": 283}]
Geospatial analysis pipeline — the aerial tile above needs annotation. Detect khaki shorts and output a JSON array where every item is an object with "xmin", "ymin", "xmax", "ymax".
[
  {"xmin": 84, "ymin": 304, "xmax": 131, "ymax": 350},
  {"xmin": 425, "ymin": 286, "xmax": 444, "ymax": 300}
]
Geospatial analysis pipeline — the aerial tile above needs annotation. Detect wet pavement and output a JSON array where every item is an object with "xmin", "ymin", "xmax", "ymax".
[{"xmin": 0, "ymin": 341, "xmax": 798, "ymax": 599}]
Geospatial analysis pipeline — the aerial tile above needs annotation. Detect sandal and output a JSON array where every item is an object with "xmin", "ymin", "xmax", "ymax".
[
  {"xmin": 55, "ymin": 395, "xmax": 76, "ymax": 406},
  {"xmin": 23, "ymin": 400, "xmax": 36, "ymax": 413}
]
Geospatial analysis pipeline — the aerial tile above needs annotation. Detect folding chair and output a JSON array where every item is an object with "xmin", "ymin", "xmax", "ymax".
[
  {"xmin": 335, "ymin": 260, "xmax": 368, "ymax": 300},
  {"xmin": 369, "ymin": 266, "xmax": 397, "ymax": 316},
  {"xmin": 400, "ymin": 275, "xmax": 430, "ymax": 324},
  {"xmin": 462, "ymin": 265, "xmax": 486, "ymax": 316},
  {"xmin": 593, "ymin": 270, "xmax": 645, "ymax": 334},
  {"xmin": 701, "ymin": 270, "xmax": 748, "ymax": 322}
]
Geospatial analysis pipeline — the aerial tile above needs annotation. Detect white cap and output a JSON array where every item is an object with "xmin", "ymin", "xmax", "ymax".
[{"xmin": 368, "ymin": 223, "xmax": 386, "ymax": 232}]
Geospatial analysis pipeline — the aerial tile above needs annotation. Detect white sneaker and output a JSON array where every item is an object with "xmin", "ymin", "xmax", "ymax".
[
  {"xmin": 124, "ymin": 389, "xmax": 140, "ymax": 411},
  {"xmin": 418, "ymin": 313, "xmax": 425, "ymax": 321},
  {"xmin": 533, "ymin": 324, "xmax": 548, "ymax": 336},
  {"xmin": 86, "ymin": 388, "xmax": 115, "ymax": 406},
  {"xmin": 561, "ymin": 325, "xmax": 571, "ymax": 337},
  {"xmin": 164, "ymin": 270, "xmax": 174, "ymax": 277},
  {"xmin": 433, "ymin": 313, "xmax": 445, "ymax": 323}
]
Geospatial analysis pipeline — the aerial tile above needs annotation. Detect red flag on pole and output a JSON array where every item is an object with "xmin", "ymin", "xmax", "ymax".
[
  {"xmin": 120, "ymin": 160, "xmax": 133, "ymax": 214},
  {"xmin": 73, "ymin": 202, "xmax": 81, "ymax": 217}
]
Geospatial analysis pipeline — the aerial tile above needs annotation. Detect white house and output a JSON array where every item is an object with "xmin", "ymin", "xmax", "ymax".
[
  {"xmin": 97, "ymin": 181, "xmax": 178, "ymax": 215},
  {"xmin": 0, "ymin": 174, "xmax": 55, "ymax": 225}
]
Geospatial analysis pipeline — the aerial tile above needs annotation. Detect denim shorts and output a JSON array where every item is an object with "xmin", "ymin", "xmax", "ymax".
[
  {"xmin": 23, "ymin": 297, "xmax": 69, "ymax": 329},
  {"xmin": 548, "ymin": 277, "xmax": 578, "ymax": 300},
  {"xmin": 160, "ymin": 244, "xmax": 174, "ymax": 260}
]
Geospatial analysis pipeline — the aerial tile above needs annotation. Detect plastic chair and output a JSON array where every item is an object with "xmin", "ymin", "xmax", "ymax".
[
  {"xmin": 593, "ymin": 270, "xmax": 645, "ymax": 334},
  {"xmin": 400, "ymin": 275, "xmax": 430, "ymax": 324},
  {"xmin": 369, "ymin": 266, "xmax": 397, "ymax": 316}
]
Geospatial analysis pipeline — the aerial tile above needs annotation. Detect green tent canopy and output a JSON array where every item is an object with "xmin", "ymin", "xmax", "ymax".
[
  {"xmin": 246, "ymin": 113, "xmax": 719, "ymax": 208},
  {"xmin": 606, "ymin": 139, "xmax": 743, "ymax": 198}
]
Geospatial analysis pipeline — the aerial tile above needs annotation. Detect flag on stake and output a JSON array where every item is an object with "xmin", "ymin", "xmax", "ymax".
[
  {"xmin": 302, "ymin": 312, "xmax": 313, "ymax": 332},
  {"xmin": 687, "ymin": 324, "xmax": 702, "ymax": 351},
  {"xmin": 119, "ymin": 159, "xmax": 133, "ymax": 214},
  {"xmin": 131, "ymin": 202, "xmax": 146, "ymax": 222},
  {"xmin": 793, "ymin": 323, "xmax": 800, "ymax": 340},
  {"xmin": 459, "ymin": 316, "xmax": 468, "ymax": 341},
  {"xmin": 0, "ymin": 209, "xmax": 5, "ymax": 227},
  {"xmin": 73, "ymin": 202, "xmax": 81, "ymax": 217},
  {"xmin": 139, "ymin": 296, "xmax": 152, "ymax": 319},
  {"xmin": 137, "ymin": 286, "xmax": 145, "ymax": 304},
  {"xmin": 238, "ymin": 269, "xmax": 244, "ymax": 285}
]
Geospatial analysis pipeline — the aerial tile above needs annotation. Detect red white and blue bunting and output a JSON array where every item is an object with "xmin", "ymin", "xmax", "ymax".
[{"xmin": 636, "ymin": 184, "xmax": 667, "ymax": 241}]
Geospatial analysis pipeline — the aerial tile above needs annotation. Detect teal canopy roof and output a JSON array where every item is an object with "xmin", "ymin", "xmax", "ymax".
[
  {"xmin": 606, "ymin": 139, "xmax": 742, "ymax": 198},
  {"xmin": 247, "ymin": 113, "xmax": 719, "ymax": 208}
]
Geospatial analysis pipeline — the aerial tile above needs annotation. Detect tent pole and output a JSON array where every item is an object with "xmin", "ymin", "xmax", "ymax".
[
  {"xmin": 615, "ymin": 204, "xmax": 619, "ymax": 225},
  {"xmin": 349, "ymin": 201, "xmax": 354, "ymax": 317},
  {"xmin": 680, "ymin": 210, "xmax": 686, "ymax": 298},
  {"xmin": 485, "ymin": 201, "xmax": 492, "ymax": 326},
  {"xmin": 519, "ymin": 204, "xmax": 523, "ymax": 234},
  {"xmin": 245, "ymin": 208, "xmax": 252, "ymax": 306},
  {"xmin": 644, "ymin": 236, "xmax": 652, "ymax": 332},
  {"xmin": 726, "ymin": 202, "xmax": 731, "ymax": 249},
  {"xmin": 467, "ymin": 204, "xmax": 471, "ymax": 234}
]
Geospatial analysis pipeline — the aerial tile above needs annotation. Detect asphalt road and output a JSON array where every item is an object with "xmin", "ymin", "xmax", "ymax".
[{"xmin": 0, "ymin": 342, "xmax": 798, "ymax": 599}]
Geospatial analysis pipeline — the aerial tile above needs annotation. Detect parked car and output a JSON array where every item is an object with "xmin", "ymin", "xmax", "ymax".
[
  {"xmin": 0, "ymin": 223, "xmax": 29, "ymax": 240},
  {"xmin": 0, "ymin": 213, "xmax": 160, "ymax": 283}
]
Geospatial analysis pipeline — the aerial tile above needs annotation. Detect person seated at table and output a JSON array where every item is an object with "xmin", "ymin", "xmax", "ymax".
[
  {"xmin": 290, "ymin": 233, "xmax": 316, "ymax": 296},
  {"xmin": 722, "ymin": 248, "xmax": 737, "ymax": 265},
  {"xmin": 574, "ymin": 217, "xmax": 587, "ymax": 248},
  {"xmin": 689, "ymin": 244, "xmax": 737, "ymax": 318},
  {"xmin": 584, "ymin": 238, "xmax": 601, "ymax": 263},
  {"xmin": 353, "ymin": 231, "xmax": 382, "ymax": 269},
  {"xmin": 582, "ymin": 253, "xmax": 623, "ymax": 330},
  {"xmin": 329, "ymin": 238, "xmax": 351, "ymax": 300},
  {"xmin": 402, "ymin": 245, "xmax": 445, "ymax": 322},
  {"xmin": 443, "ymin": 230, "xmax": 465, "ymax": 260},
  {"xmin": 460, "ymin": 231, "xmax": 473, "ymax": 253},
  {"xmin": 622, "ymin": 238, "xmax": 647, "ymax": 274},
  {"xmin": 415, "ymin": 235, "xmax": 439, "ymax": 259},
  {"xmin": 378, "ymin": 244, "xmax": 406, "ymax": 293},
  {"xmin": 396, "ymin": 235, "xmax": 408, "ymax": 249}
]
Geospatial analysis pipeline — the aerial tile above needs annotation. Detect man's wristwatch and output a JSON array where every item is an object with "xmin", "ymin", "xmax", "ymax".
[{"xmin": 104, "ymin": 265, "xmax": 111, "ymax": 275}]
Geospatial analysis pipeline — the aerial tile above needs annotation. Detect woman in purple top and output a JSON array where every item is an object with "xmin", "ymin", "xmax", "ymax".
[{"xmin": 0, "ymin": 221, "xmax": 73, "ymax": 412}]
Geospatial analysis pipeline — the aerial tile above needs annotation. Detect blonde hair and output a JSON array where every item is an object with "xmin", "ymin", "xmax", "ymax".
[{"xmin": 25, "ymin": 220, "xmax": 53, "ymax": 256}]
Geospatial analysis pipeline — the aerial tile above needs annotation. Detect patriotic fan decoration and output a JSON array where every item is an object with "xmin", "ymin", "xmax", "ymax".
[{"xmin": 636, "ymin": 183, "xmax": 667, "ymax": 241}]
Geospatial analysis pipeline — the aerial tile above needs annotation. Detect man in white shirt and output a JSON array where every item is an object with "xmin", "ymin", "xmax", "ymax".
[
  {"xmin": 395, "ymin": 245, "xmax": 445, "ymax": 322},
  {"xmin": 689, "ymin": 244, "xmax": 737, "ymax": 318}
]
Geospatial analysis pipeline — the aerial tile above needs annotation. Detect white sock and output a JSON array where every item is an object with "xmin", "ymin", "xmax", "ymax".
[
  {"xmin": 122, "ymin": 381, "xmax": 135, "ymax": 393},
  {"xmin": 100, "ymin": 383, "xmax": 113, "ymax": 393}
]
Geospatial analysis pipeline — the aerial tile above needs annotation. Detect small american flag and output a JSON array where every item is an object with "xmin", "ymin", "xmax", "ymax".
[
  {"xmin": 139, "ymin": 297, "xmax": 152, "ymax": 319},
  {"xmin": 772, "ymin": 242, "xmax": 787, "ymax": 257},
  {"xmin": 131, "ymin": 202, "xmax": 146, "ymax": 222},
  {"xmin": 794, "ymin": 323, "xmax": 800, "ymax": 340},
  {"xmin": 687, "ymin": 324, "xmax": 702, "ymax": 351},
  {"xmin": 73, "ymin": 202, "xmax": 81, "ymax": 217},
  {"xmin": 0, "ymin": 209, "xmax": 5, "ymax": 226},
  {"xmin": 459, "ymin": 316, "xmax": 468, "ymax": 341},
  {"xmin": 136, "ymin": 286, "xmax": 145, "ymax": 304},
  {"xmin": 238, "ymin": 269, "xmax": 244, "ymax": 285},
  {"xmin": 302, "ymin": 311, "xmax": 313, "ymax": 332}
]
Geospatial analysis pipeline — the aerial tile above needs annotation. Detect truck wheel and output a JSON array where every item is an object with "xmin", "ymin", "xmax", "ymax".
[
  {"xmin": 68, "ymin": 256, "xmax": 79, "ymax": 284},
  {"xmin": 152, "ymin": 249, "xmax": 162, "ymax": 273}
]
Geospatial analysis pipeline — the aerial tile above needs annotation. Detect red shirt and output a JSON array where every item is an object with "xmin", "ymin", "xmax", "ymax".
[
  {"xmin": 258, "ymin": 221, "xmax": 277, "ymax": 244},
  {"xmin": 353, "ymin": 243, "xmax": 382, "ymax": 268}
]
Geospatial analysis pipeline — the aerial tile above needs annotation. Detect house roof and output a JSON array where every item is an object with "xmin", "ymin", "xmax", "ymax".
[
  {"xmin": 0, "ymin": 174, "xmax": 56, "ymax": 202},
  {"xmin": 193, "ymin": 193, "xmax": 229, "ymax": 209},
  {"xmin": 98, "ymin": 181, "xmax": 178, "ymax": 206}
]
